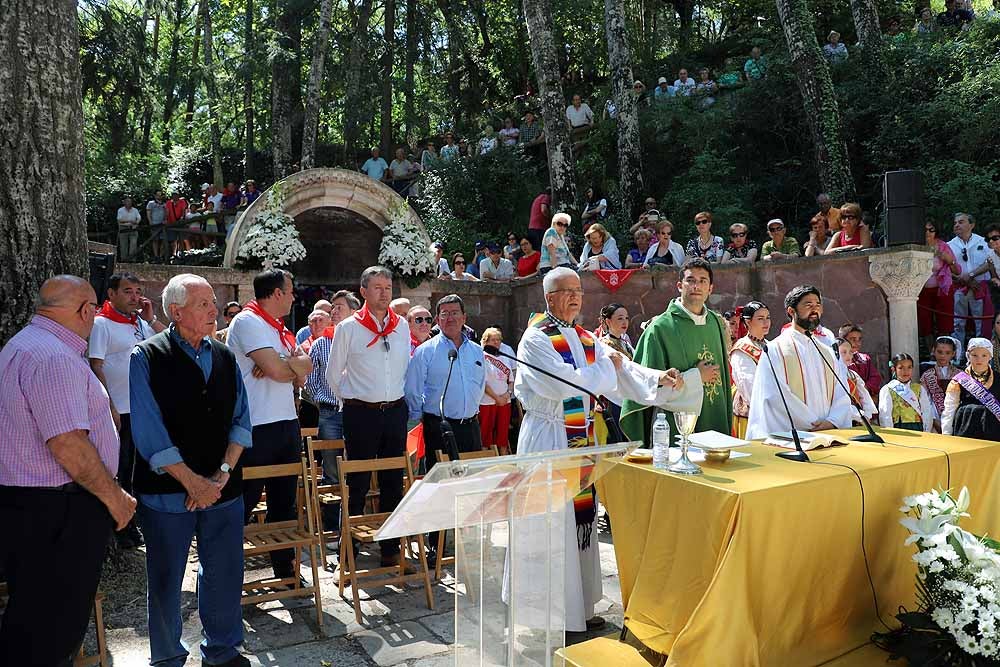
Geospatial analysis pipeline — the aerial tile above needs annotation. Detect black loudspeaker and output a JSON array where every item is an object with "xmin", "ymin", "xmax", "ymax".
[
  {"xmin": 89, "ymin": 250, "xmax": 115, "ymax": 305},
  {"xmin": 883, "ymin": 170, "xmax": 925, "ymax": 246}
]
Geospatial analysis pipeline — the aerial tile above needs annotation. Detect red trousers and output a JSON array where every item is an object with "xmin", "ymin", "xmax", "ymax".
[
  {"xmin": 918, "ymin": 285, "xmax": 954, "ymax": 338},
  {"xmin": 479, "ymin": 403, "xmax": 511, "ymax": 449}
]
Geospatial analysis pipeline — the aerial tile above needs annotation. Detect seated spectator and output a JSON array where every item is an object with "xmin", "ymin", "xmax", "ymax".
[
  {"xmin": 626, "ymin": 229, "xmax": 654, "ymax": 268},
  {"xmin": 761, "ymin": 218, "xmax": 801, "ymax": 261},
  {"xmin": 478, "ymin": 126, "xmax": 498, "ymax": 155},
  {"xmin": 644, "ymin": 220, "xmax": 686, "ymax": 268},
  {"xmin": 361, "ymin": 147, "xmax": 389, "ymax": 181},
  {"xmin": 420, "ymin": 141, "xmax": 439, "ymax": 170},
  {"xmin": 514, "ymin": 236, "xmax": 541, "ymax": 280},
  {"xmin": 825, "ymin": 203, "xmax": 873, "ymax": 254},
  {"xmin": 916, "ymin": 7, "xmax": 937, "ymax": 33},
  {"xmin": 581, "ymin": 185, "xmax": 607, "ymax": 234},
  {"xmin": 579, "ymin": 223, "xmax": 621, "ymax": 271},
  {"xmin": 718, "ymin": 58, "xmax": 745, "ymax": 89},
  {"xmin": 458, "ymin": 137, "xmax": 471, "ymax": 156},
  {"xmin": 480, "ymin": 242, "xmax": 515, "ymax": 281},
  {"xmin": 804, "ymin": 214, "xmax": 831, "ymax": 257},
  {"xmin": 886, "ymin": 15, "xmax": 903, "ymax": 37},
  {"xmin": 686, "ymin": 211, "xmax": 725, "ymax": 262},
  {"xmin": 389, "ymin": 147, "xmax": 418, "ymax": 195},
  {"xmin": 499, "ymin": 117, "xmax": 520, "ymax": 146},
  {"xmin": 632, "ymin": 80, "xmax": 649, "ymax": 107},
  {"xmin": 816, "ymin": 192, "xmax": 841, "ymax": 232},
  {"xmin": 938, "ymin": 0, "xmax": 974, "ymax": 27},
  {"xmin": 566, "ymin": 94, "xmax": 594, "ymax": 140},
  {"xmin": 744, "ymin": 46, "xmax": 767, "ymax": 81},
  {"xmin": 518, "ymin": 111, "xmax": 546, "ymax": 160},
  {"xmin": 653, "ymin": 77, "xmax": 675, "ymax": 102},
  {"xmin": 695, "ymin": 68, "xmax": 718, "ymax": 108},
  {"xmin": 823, "ymin": 31, "xmax": 849, "ymax": 64},
  {"xmin": 540, "ymin": 213, "xmax": 575, "ymax": 274},
  {"xmin": 673, "ymin": 69, "xmax": 696, "ymax": 96},
  {"xmin": 432, "ymin": 241, "xmax": 450, "ymax": 276},
  {"xmin": 447, "ymin": 253, "xmax": 479, "ymax": 281},
  {"xmin": 243, "ymin": 179, "xmax": 261, "ymax": 206},
  {"xmin": 441, "ymin": 132, "xmax": 460, "ymax": 160},
  {"xmin": 721, "ymin": 223, "xmax": 758, "ymax": 264},
  {"xmin": 504, "ymin": 232, "xmax": 521, "ymax": 261}
]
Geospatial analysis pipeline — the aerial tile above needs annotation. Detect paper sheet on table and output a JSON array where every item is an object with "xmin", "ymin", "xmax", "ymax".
[{"xmin": 687, "ymin": 430, "xmax": 752, "ymax": 449}]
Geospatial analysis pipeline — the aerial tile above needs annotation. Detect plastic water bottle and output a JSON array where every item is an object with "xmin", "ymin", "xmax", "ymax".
[{"xmin": 652, "ymin": 412, "xmax": 671, "ymax": 469}]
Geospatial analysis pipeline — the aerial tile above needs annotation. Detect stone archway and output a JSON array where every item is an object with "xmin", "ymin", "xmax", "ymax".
[{"xmin": 223, "ymin": 168, "xmax": 430, "ymax": 287}]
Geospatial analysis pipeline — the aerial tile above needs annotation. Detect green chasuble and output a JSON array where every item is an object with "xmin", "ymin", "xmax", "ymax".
[{"xmin": 620, "ymin": 299, "xmax": 733, "ymax": 444}]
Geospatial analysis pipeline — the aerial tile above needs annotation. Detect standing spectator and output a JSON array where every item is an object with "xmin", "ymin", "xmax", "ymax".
[
  {"xmin": 185, "ymin": 199, "xmax": 204, "ymax": 250},
  {"xmin": 164, "ymin": 191, "xmax": 189, "ymax": 256},
  {"xmin": 300, "ymin": 309, "xmax": 332, "ymax": 355},
  {"xmin": 918, "ymin": 220, "xmax": 959, "ymax": 351},
  {"xmin": 480, "ymin": 242, "xmax": 515, "ymax": 282},
  {"xmin": 673, "ymin": 68, "xmax": 696, "ymax": 96},
  {"xmin": 630, "ymin": 197, "xmax": 660, "ymax": 234},
  {"xmin": 514, "ymin": 236, "xmax": 542, "ymax": 279},
  {"xmin": 695, "ymin": 68, "xmax": 718, "ymax": 108},
  {"xmin": 147, "ymin": 190, "xmax": 167, "ymax": 260},
  {"xmin": 389, "ymin": 147, "xmax": 418, "ymax": 196},
  {"xmin": 761, "ymin": 218, "xmax": 801, "ymax": 261},
  {"xmin": 644, "ymin": 220, "xmax": 686, "ymax": 268},
  {"xmin": 540, "ymin": 212, "xmax": 575, "ymax": 274},
  {"xmin": 721, "ymin": 223, "xmax": 758, "ymax": 264},
  {"xmin": 580, "ymin": 186, "xmax": 607, "ymax": 234},
  {"xmin": 916, "ymin": 7, "xmax": 937, "ymax": 33},
  {"xmin": 815, "ymin": 193, "xmax": 841, "ymax": 232},
  {"xmin": 744, "ymin": 46, "xmax": 767, "ymax": 80},
  {"xmin": 88, "ymin": 272, "xmax": 165, "ymax": 548},
  {"xmin": 296, "ymin": 300, "xmax": 332, "ymax": 344},
  {"xmin": 117, "ymin": 196, "xmax": 142, "ymax": 261},
  {"xmin": 938, "ymin": 0, "xmax": 974, "ymax": 27},
  {"xmin": 654, "ymin": 77, "xmax": 674, "ymax": 102},
  {"xmin": 204, "ymin": 184, "xmax": 224, "ymax": 237},
  {"xmin": 243, "ymin": 179, "xmax": 261, "ymax": 206},
  {"xmin": 327, "ymin": 266, "xmax": 413, "ymax": 569},
  {"xmin": 227, "ymin": 269, "xmax": 313, "ymax": 581},
  {"xmin": 0, "ymin": 276, "xmax": 135, "ymax": 667},
  {"xmin": 686, "ymin": 211, "xmax": 725, "ymax": 262},
  {"xmin": 579, "ymin": 223, "xmax": 621, "ymax": 270},
  {"xmin": 825, "ymin": 203, "xmax": 873, "ymax": 253},
  {"xmin": 504, "ymin": 232, "xmax": 521, "ymax": 262},
  {"xmin": 458, "ymin": 137, "xmax": 471, "ymax": 157},
  {"xmin": 420, "ymin": 141, "xmax": 439, "ymax": 171},
  {"xmin": 499, "ymin": 117, "xmax": 520, "ymax": 146},
  {"xmin": 839, "ymin": 323, "xmax": 884, "ymax": 398},
  {"xmin": 390, "ymin": 298, "xmax": 412, "ymax": 317},
  {"xmin": 478, "ymin": 126, "xmax": 499, "ymax": 155},
  {"xmin": 566, "ymin": 94, "xmax": 594, "ymax": 140},
  {"xmin": 222, "ymin": 181, "xmax": 241, "ymax": 238},
  {"xmin": 518, "ymin": 111, "xmax": 546, "ymax": 161},
  {"xmin": 440, "ymin": 133, "xmax": 460, "ymax": 160},
  {"xmin": 480, "ymin": 327, "xmax": 513, "ymax": 455},
  {"xmin": 361, "ymin": 147, "xmax": 389, "ymax": 181},
  {"xmin": 216, "ymin": 301, "xmax": 243, "ymax": 344},
  {"xmin": 950, "ymin": 212, "xmax": 989, "ymax": 346},
  {"xmin": 407, "ymin": 305, "xmax": 434, "ymax": 355},
  {"xmin": 823, "ymin": 31, "xmax": 849, "ymax": 64},
  {"xmin": 962, "ymin": 226, "xmax": 1000, "ymax": 324},
  {"xmin": 467, "ymin": 242, "xmax": 488, "ymax": 279},
  {"xmin": 432, "ymin": 241, "xmax": 450, "ymax": 276},
  {"xmin": 626, "ymin": 228, "xmax": 654, "ymax": 268},
  {"xmin": 804, "ymin": 214, "xmax": 832, "ymax": 257},
  {"xmin": 602, "ymin": 97, "xmax": 618, "ymax": 121},
  {"xmin": 527, "ymin": 188, "xmax": 552, "ymax": 251},
  {"xmin": 448, "ymin": 253, "xmax": 480, "ymax": 281},
  {"xmin": 129, "ymin": 274, "xmax": 252, "ymax": 667}
]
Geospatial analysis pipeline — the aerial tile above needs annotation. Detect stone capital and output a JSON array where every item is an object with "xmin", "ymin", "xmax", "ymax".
[{"xmin": 868, "ymin": 249, "xmax": 934, "ymax": 301}]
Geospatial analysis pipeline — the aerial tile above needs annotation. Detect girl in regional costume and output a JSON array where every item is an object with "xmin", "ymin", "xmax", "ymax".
[
  {"xmin": 834, "ymin": 338, "xmax": 879, "ymax": 424},
  {"xmin": 730, "ymin": 301, "xmax": 770, "ymax": 438},
  {"xmin": 942, "ymin": 337, "xmax": 1000, "ymax": 440},
  {"xmin": 920, "ymin": 336, "xmax": 959, "ymax": 431},
  {"xmin": 878, "ymin": 353, "xmax": 935, "ymax": 432}
]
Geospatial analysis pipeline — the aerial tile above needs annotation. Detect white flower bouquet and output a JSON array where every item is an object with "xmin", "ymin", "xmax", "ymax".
[
  {"xmin": 235, "ymin": 185, "xmax": 306, "ymax": 270},
  {"xmin": 378, "ymin": 201, "xmax": 435, "ymax": 287},
  {"xmin": 875, "ymin": 487, "xmax": 1000, "ymax": 665}
]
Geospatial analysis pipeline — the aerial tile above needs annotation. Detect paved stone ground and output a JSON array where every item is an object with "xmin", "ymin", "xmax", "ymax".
[{"xmin": 94, "ymin": 513, "xmax": 622, "ymax": 666}]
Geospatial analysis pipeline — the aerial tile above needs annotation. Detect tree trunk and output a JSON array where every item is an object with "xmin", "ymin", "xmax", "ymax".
[
  {"xmin": 0, "ymin": 0, "xmax": 88, "ymax": 345},
  {"xmin": 272, "ymin": 0, "xmax": 298, "ymax": 179},
  {"xmin": 604, "ymin": 0, "xmax": 643, "ymax": 218},
  {"xmin": 140, "ymin": 8, "xmax": 160, "ymax": 155},
  {"xmin": 183, "ymin": 2, "xmax": 202, "ymax": 142},
  {"xmin": 522, "ymin": 0, "xmax": 578, "ymax": 213},
  {"xmin": 342, "ymin": 0, "xmax": 373, "ymax": 166},
  {"xmin": 244, "ymin": 0, "xmax": 255, "ymax": 178},
  {"xmin": 380, "ymin": 0, "xmax": 396, "ymax": 155},
  {"xmin": 301, "ymin": 0, "xmax": 335, "ymax": 170},
  {"xmin": 671, "ymin": 0, "xmax": 694, "ymax": 51},
  {"xmin": 774, "ymin": 0, "xmax": 854, "ymax": 203},
  {"xmin": 404, "ymin": 0, "xmax": 417, "ymax": 142},
  {"xmin": 161, "ymin": 0, "xmax": 187, "ymax": 155},
  {"xmin": 849, "ymin": 0, "xmax": 887, "ymax": 81},
  {"xmin": 200, "ymin": 0, "xmax": 224, "ymax": 187}
]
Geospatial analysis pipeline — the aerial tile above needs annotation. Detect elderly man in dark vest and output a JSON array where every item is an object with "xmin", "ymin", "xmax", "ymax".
[{"xmin": 129, "ymin": 273, "xmax": 252, "ymax": 667}]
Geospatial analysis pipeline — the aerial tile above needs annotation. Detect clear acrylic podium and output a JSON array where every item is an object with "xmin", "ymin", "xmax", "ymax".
[{"xmin": 376, "ymin": 443, "xmax": 634, "ymax": 667}]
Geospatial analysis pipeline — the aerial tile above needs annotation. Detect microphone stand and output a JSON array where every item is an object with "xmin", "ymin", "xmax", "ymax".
[
  {"xmin": 803, "ymin": 330, "xmax": 884, "ymax": 444},
  {"xmin": 760, "ymin": 340, "xmax": 809, "ymax": 462},
  {"xmin": 439, "ymin": 348, "xmax": 461, "ymax": 461},
  {"xmin": 483, "ymin": 345, "xmax": 628, "ymax": 444}
]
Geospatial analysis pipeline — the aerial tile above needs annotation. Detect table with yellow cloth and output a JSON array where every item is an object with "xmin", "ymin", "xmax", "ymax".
[{"xmin": 594, "ymin": 429, "xmax": 1000, "ymax": 666}]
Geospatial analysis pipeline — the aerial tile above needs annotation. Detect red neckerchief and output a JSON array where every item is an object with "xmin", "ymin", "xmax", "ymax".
[
  {"xmin": 243, "ymin": 299, "xmax": 296, "ymax": 352},
  {"xmin": 97, "ymin": 301, "xmax": 138, "ymax": 325},
  {"xmin": 321, "ymin": 326, "xmax": 335, "ymax": 340},
  {"xmin": 354, "ymin": 303, "xmax": 400, "ymax": 348}
]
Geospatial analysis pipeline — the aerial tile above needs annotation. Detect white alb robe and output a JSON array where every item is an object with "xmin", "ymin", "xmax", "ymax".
[
  {"xmin": 506, "ymin": 323, "xmax": 701, "ymax": 632},
  {"xmin": 745, "ymin": 327, "xmax": 853, "ymax": 439}
]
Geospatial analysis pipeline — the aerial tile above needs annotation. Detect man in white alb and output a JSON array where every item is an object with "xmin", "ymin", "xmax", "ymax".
[{"xmin": 746, "ymin": 284, "xmax": 853, "ymax": 439}]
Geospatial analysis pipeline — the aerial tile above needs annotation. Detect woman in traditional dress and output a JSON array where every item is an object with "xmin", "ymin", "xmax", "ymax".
[
  {"xmin": 480, "ymin": 328, "xmax": 514, "ymax": 455},
  {"xmin": 834, "ymin": 338, "xmax": 879, "ymax": 424},
  {"xmin": 878, "ymin": 353, "xmax": 935, "ymax": 432},
  {"xmin": 731, "ymin": 301, "xmax": 771, "ymax": 438},
  {"xmin": 942, "ymin": 338, "xmax": 1000, "ymax": 439},
  {"xmin": 595, "ymin": 303, "xmax": 635, "ymax": 441},
  {"xmin": 920, "ymin": 336, "xmax": 959, "ymax": 432}
]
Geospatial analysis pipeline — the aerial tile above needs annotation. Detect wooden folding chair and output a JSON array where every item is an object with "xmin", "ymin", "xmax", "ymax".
[
  {"xmin": 337, "ymin": 454, "xmax": 434, "ymax": 624},
  {"xmin": 241, "ymin": 456, "xmax": 324, "ymax": 628},
  {"xmin": 433, "ymin": 446, "xmax": 500, "ymax": 580},
  {"xmin": 0, "ymin": 583, "xmax": 107, "ymax": 666},
  {"xmin": 304, "ymin": 437, "xmax": 346, "ymax": 570}
]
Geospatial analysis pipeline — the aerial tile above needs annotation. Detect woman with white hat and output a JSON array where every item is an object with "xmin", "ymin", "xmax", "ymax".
[{"xmin": 942, "ymin": 337, "xmax": 1000, "ymax": 438}]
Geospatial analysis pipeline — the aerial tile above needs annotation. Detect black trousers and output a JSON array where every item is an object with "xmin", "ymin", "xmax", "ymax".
[
  {"xmin": 242, "ymin": 418, "xmax": 301, "ymax": 577},
  {"xmin": 342, "ymin": 401, "xmax": 408, "ymax": 557},
  {"xmin": 118, "ymin": 413, "xmax": 135, "ymax": 496},
  {"xmin": 421, "ymin": 413, "xmax": 483, "ymax": 473},
  {"xmin": 0, "ymin": 485, "xmax": 113, "ymax": 667}
]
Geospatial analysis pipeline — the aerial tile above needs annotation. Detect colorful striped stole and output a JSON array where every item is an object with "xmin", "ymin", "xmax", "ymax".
[{"xmin": 530, "ymin": 312, "xmax": 599, "ymax": 549}]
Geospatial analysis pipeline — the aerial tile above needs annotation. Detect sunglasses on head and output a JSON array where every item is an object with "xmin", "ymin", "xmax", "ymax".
[{"xmin": 412, "ymin": 316, "xmax": 433, "ymax": 324}]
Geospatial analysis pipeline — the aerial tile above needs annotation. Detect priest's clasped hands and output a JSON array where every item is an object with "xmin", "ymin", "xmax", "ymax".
[{"xmin": 606, "ymin": 350, "xmax": 688, "ymax": 390}]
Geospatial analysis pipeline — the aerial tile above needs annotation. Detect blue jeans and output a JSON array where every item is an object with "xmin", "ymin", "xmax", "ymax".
[
  {"xmin": 138, "ymin": 498, "xmax": 245, "ymax": 667},
  {"xmin": 318, "ymin": 406, "xmax": 344, "ymax": 482}
]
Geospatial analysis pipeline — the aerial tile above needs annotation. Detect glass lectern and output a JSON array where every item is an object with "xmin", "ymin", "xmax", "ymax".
[{"xmin": 376, "ymin": 443, "xmax": 635, "ymax": 667}]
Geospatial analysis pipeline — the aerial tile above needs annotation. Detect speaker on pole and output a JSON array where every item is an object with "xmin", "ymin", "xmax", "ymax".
[
  {"xmin": 883, "ymin": 170, "xmax": 925, "ymax": 246},
  {"xmin": 88, "ymin": 241, "xmax": 116, "ymax": 305}
]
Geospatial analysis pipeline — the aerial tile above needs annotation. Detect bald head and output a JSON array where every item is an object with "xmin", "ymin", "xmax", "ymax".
[{"xmin": 36, "ymin": 275, "xmax": 98, "ymax": 339}]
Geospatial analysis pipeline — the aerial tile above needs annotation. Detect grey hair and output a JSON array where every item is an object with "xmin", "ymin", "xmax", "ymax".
[
  {"xmin": 543, "ymin": 267, "xmax": 578, "ymax": 294},
  {"xmin": 162, "ymin": 273, "xmax": 210, "ymax": 321},
  {"xmin": 955, "ymin": 212, "xmax": 975, "ymax": 225},
  {"xmin": 360, "ymin": 265, "xmax": 393, "ymax": 289}
]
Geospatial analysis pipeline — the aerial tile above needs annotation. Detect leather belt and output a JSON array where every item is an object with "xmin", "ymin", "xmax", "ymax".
[
  {"xmin": 423, "ymin": 412, "xmax": 479, "ymax": 425},
  {"xmin": 0, "ymin": 481, "xmax": 84, "ymax": 494},
  {"xmin": 343, "ymin": 397, "xmax": 405, "ymax": 411}
]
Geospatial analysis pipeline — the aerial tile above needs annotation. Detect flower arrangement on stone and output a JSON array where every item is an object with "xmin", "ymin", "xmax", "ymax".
[
  {"xmin": 235, "ymin": 183, "xmax": 306, "ymax": 269},
  {"xmin": 378, "ymin": 200, "xmax": 435, "ymax": 287},
  {"xmin": 874, "ymin": 487, "xmax": 1000, "ymax": 664}
]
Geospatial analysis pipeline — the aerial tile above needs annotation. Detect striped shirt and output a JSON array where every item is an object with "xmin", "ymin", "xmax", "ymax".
[{"xmin": 0, "ymin": 315, "xmax": 119, "ymax": 487}]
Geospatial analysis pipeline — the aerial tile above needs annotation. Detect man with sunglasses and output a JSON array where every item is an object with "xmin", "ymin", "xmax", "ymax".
[
  {"xmin": 215, "ymin": 301, "xmax": 242, "ymax": 345},
  {"xmin": 88, "ymin": 272, "xmax": 166, "ymax": 549},
  {"xmin": 949, "ymin": 212, "xmax": 989, "ymax": 347}
]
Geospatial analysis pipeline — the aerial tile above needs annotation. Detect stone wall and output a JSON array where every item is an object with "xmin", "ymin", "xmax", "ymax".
[{"xmin": 118, "ymin": 263, "xmax": 256, "ymax": 328}]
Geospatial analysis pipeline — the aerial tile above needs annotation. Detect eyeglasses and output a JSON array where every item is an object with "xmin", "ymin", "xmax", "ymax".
[
  {"xmin": 731, "ymin": 232, "xmax": 746, "ymax": 238},
  {"xmin": 988, "ymin": 236, "xmax": 1000, "ymax": 242},
  {"xmin": 841, "ymin": 213, "xmax": 858, "ymax": 220},
  {"xmin": 551, "ymin": 288, "xmax": 585, "ymax": 296},
  {"xmin": 412, "ymin": 316, "xmax": 433, "ymax": 324},
  {"xmin": 695, "ymin": 219, "xmax": 710, "ymax": 225},
  {"xmin": 924, "ymin": 227, "xmax": 936, "ymax": 233},
  {"xmin": 76, "ymin": 300, "xmax": 98, "ymax": 314},
  {"xmin": 455, "ymin": 261, "xmax": 466, "ymax": 266},
  {"xmin": 768, "ymin": 226, "xmax": 784, "ymax": 232},
  {"xmin": 555, "ymin": 222, "xmax": 568, "ymax": 228}
]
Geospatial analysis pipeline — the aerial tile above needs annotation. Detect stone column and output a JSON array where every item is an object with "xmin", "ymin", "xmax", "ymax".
[
  {"xmin": 868, "ymin": 249, "xmax": 934, "ymax": 362},
  {"xmin": 399, "ymin": 278, "xmax": 433, "ymax": 309}
]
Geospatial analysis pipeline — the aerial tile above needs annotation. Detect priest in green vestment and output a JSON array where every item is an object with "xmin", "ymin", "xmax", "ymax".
[{"xmin": 621, "ymin": 258, "xmax": 732, "ymax": 443}]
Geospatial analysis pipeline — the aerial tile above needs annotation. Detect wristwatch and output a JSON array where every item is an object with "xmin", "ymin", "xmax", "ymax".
[{"xmin": 220, "ymin": 462, "xmax": 232, "ymax": 474}]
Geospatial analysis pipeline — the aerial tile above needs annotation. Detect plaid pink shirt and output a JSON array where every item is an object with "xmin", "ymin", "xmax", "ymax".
[{"xmin": 0, "ymin": 315, "xmax": 119, "ymax": 487}]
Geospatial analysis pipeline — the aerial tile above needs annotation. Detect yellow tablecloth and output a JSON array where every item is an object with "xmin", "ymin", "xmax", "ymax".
[{"xmin": 595, "ymin": 429, "xmax": 1000, "ymax": 667}]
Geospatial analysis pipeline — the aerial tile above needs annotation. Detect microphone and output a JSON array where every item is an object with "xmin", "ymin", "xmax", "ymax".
[
  {"xmin": 759, "ymin": 339, "xmax": 809, "ymax": 462},
  {"xmin": 803, "ymin": 330, "xmax": 884, "ymax": 443},
  {"xmin": 438, "ymin": 348, "xmax": 460, "ymax": 461},
  {"xmin": 483, "ymin": 344, "xmax": 627, "ymax": 444}
]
